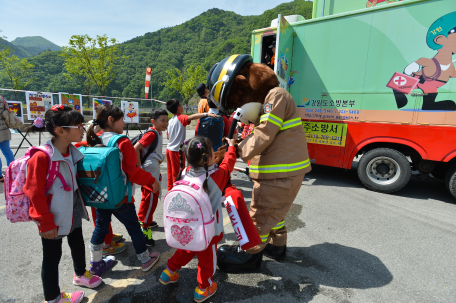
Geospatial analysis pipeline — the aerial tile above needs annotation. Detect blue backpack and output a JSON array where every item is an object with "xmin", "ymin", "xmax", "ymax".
[
  {"xmin": 76, "ymin": 135, "xmax": 132, "ymax": 209},
  {"xmin": 197, "ymin": 116, "xmax": 224, "ymax": 151}
]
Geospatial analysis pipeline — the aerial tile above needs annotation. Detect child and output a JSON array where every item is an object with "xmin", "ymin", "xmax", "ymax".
[
  {"xmin": 159, "ymin": 134, "xmax": 238, "ymax": 302},
  {"xmin": 24, "ymin": 105, "xmax": 102, "ymax": 303},
  {"xmin": 86, "ymin": 104, "xmax": 160, "ymax": 274},
  {"xmin": 75, "ymin": 127, "xmax": 125, "ymax": 256},
  {"xmin": 194, "ymin": 99, "xmax": 231, "ymax": 151},
  {"xmin": 165, "ymin": 99, "xmax": 219, "ymax": 191},
  {"xmin": 134, "ymin": 108, "xmax": 168, "ymax": 246}
]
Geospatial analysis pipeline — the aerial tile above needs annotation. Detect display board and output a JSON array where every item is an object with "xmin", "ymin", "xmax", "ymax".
[
  {"xmin": 93, "ymin": 98, "xmax": 112, "ymax": 119},
  {"xmin": 121, "ymin": 101, "xmax": 139, "ymax": 123},
  {"xmin": 59, "ymin": 93, "xmax": 83, "ymax": 114},
  {"xmin": 6, "ymin": 101, "xmax": 24, "ymax": 123},
  {"xmin": 26, "ymin": 91, "xmax": 53, "ymax": 121}
]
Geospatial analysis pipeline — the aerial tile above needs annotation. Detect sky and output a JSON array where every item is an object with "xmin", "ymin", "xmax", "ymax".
[{"xmin": 0, "ymin": 0, "xmax": 302, "ymax": 47}]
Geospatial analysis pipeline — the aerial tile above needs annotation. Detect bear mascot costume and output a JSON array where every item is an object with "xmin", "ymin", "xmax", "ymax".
[{"xmin": 207, "ymin": 54, "xmax": 312, "ymax": 272}]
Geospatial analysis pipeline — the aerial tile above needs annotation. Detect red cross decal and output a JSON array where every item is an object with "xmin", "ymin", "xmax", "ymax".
[{"xmin": 394, "ymin": 76, "xmax": 406, "ymax": 86}]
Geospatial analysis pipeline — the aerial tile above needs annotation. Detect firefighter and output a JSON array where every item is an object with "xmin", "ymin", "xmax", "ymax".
[{"xmin": 207, "ymin": 54, "xmax": 312, "ymax": 272}]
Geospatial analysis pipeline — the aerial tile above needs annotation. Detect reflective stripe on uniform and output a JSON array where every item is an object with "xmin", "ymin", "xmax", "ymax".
[
  {"xmin": 260, "ymin": 113, "xmax": 283, "ymax": 128},
  {"xmin": 271, "ymin": 220, "xmax": 285, "ymax": 230},
  {"xmin": 260, "ymin": 234, "xmax": 269, "ymax": 242},
  {"xmin": 280, "ymin": 118, "xmax": 302, "ymax": 130},
  {"xmin": 260, "ymin": 114, "xmax": 302, "ymax": 131},
  {"xmin": 249, "ymin": 159, "xmax": 311, "ymax": 174}
]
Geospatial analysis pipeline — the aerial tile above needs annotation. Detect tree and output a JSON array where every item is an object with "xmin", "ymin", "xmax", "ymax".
[
  {"xmin": 62, "ymin": 55, "xmax": 94, "ymax": 107},
  {"xmin": 0, "ymin": 39, "xmax": 35, "ymax": 101},
  {"xmin": 60, "ymin": 34, "xmax": 127, "ymax": 102},
  {"xmin": 164, "ymin": 65, "xmax": 207, "ymax": 105}
]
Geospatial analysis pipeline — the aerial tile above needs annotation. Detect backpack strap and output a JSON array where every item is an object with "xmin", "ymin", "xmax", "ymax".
[
  {"xmin": 140, "ymin": 129, "xmax": 159, "ymax": 164},
  {"xmin": 107, "ymin": 134, "xmax": 129, "ymax": 147},
  {"xmin": 106, "ymin": 134, "xmax": 133, "ymax": 202},
  {"xmin": 29, "ymin": 144, "xmax": 72, "ymax": 192}
]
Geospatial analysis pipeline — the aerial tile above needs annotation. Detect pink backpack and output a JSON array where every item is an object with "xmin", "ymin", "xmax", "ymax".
[
  {"xmin": 163, "ymin": 172, "xmax": 215, "ymax": 251},
  {"xmin": 4, "ymin": 144, "xmax": 71, "ymax": 223}
]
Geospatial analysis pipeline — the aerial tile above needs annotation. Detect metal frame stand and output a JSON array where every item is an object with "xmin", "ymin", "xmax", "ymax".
[
  {"xmin": 125, "ymin": 123, "xmax": 143, "ymax": 137},
  {"xmin": 14, "ymin": 129, "xmax": 42, "ymax": 157}
]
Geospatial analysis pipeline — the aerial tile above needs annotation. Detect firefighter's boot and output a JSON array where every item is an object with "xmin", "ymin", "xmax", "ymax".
[
  {"xmin": 263, "ymin": 244, "xmax": 286, "ymax": 261},
  {"xmin": 216, "ymin": 245, "xmax": 263, "ymax": 273}
]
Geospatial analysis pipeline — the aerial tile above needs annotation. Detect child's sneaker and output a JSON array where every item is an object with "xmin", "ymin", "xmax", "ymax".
[
  {"xmin": 159, "ymin": 269, "xmax": 179, "ymax": 285},
  {"xmin": 141, "ymin": 251, "xmax": 160, "ymax": 272},
  {"xmin": 150, "ymin": 221, "xmax": 158, "ymax": 228},
  {"xmin": 141, "ymin": 225, "xmax": 155, "ymax": 247},
  {"xmin": 194, "ymin": 282, "xmax": 217, "ymax": 302},
  {"xmin": 89, "ymin": 256, "xmax": 115, "ymax": 276},
  {"xmin": 73, "ymin": 271, "xmax": 102, "ymax": 288},
  {"xmin": 45, "ymin": 291, "xmax": 84, "ymax": 303},
  {"xmin": 102, "ymin": 242, "xmax": 126, "ymax": 256},
  {"xmin": 112, "ymin": 233, "xmax": 123, "ymax": 243}
]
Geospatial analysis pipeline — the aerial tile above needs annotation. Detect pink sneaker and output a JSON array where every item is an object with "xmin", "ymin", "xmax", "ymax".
[
  {"xmin": 45, "ymin": 291, "xmax": 84, "ymax": 303},
  {"xmin": 142, "ymin": 251, "xmax": 160, "ymax": 272},
  {"xmin": 73, "ymin": 271, "xmax": 102, "ymax": 288}
]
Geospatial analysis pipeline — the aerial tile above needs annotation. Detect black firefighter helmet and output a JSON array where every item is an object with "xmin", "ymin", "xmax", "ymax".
[{"xmin": 207, "ymin": 54, "xmax": 253, "ymax": 112}]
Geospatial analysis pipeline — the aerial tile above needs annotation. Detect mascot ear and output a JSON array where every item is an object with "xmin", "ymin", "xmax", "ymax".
[{"xmin": 235, "ymin": 75, "xmax": 250, "ymax": 88}]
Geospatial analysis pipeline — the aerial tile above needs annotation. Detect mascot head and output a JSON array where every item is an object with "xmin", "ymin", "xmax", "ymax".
[{"xmin": 207, "ymin": 54, "xmax": 279, "ymax": 113}]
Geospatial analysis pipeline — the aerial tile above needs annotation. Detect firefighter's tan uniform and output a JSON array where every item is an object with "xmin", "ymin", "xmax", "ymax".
[{"xmin": 238, "ymin": 87, "xmax": 311, "ymax": 254}]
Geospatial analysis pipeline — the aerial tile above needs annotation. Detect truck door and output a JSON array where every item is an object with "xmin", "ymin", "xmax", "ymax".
[{"xmin": 275, "ymin": 14, "xmax": 295, "ymax": 92}]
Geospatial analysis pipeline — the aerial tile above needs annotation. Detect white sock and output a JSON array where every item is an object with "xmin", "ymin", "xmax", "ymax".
[
  {"xmin": 89, "ymin": 243, "xmax": 104, "ymax": 262},
  {"xmin": 137, "ymin": 250, "xmax": 151, "ymax": 264}
]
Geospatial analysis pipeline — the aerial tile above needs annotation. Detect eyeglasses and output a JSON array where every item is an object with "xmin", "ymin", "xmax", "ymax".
[{"xmin": 61, "ymin": 125, "xmax": 86, "ymax": 131}]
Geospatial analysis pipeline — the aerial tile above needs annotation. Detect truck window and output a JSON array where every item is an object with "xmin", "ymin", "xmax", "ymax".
[{"xmin": 261, "ymin": 34, "xmax": 276, "ymax": 70}]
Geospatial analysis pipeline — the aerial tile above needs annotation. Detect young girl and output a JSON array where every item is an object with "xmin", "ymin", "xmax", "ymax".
[
  {"xmin": 24, "ymin": 105, "xmax": 102, "ymax": 303},
  {"xmin": 86, "ymin": 104, "xmax": 160, "ymax": 274},
  {"xmin": 159, "ymin": 135, "xmax": 237, "ymax": 302}
]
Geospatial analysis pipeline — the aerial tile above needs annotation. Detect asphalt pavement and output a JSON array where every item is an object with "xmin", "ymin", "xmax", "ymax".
[{"xmin": 0, "ymin": 130, "xmax": 455, "ymax": 302}]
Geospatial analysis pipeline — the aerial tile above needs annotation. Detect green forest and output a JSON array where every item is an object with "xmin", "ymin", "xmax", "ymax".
[{"xmin": 0, "ymin": 0, "xmax": 312, "ymax": 105}]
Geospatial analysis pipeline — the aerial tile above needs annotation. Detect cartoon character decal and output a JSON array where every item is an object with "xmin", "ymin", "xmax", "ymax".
[
  {"xmin": 389, "ymin": 11, "xmax": 456, "ymax": 111},
  {"xmin": 367, "ymin": 0, "xmax": 403, "ymax": 8}
]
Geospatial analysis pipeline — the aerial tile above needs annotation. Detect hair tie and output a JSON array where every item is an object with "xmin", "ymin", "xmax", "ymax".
[
  {"xmin": 33, "ymin": 117, "xmax": 45, "ymax": 128},
  {"xmin": 92, "ymin": 119, "xmax": 98, "ymax": 126},
  {"xmin": 197, "ymin": 143, "xmax": 202, "ymax": 148},
  {"xmin": 51, "ymin": 104, "xmax": 64, "ymax": 111},
  {"xmin": 184, "ymin": 140, "xmax": 188, "ymax": 145},
  {"xmin": 202, "ymin": 153, "xmax": 205, "ymax": 156}
]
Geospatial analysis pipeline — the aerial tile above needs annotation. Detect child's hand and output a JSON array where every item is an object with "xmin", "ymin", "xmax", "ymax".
[
  {"xmin": 226, "ymin": 132, "xmax": 238, "ymax": 147},
  {"xmin": 41, "ymin": 228, "xmax": 58, "ymax": 239},
  {"xmin": 207, "ymin": 113, "xmax": 219, "ymax": 118},
  {"xmin": 152, "ymin": 179, "xmax": 161, "ymax": 193}
]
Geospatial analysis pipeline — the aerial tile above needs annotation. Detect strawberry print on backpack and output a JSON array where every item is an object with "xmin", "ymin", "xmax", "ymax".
[{"xmin": 4, "ymin": 144, "xmax": 70, "ymax": 223}]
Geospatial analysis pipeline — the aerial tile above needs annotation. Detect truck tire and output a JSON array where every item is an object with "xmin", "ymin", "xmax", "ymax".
[
  {"xmin": 357, "ymin": 148, "xmax": 411, "ymax": 193},
  {"xmin": 444, "ymin": 163, "xmax": 456, "ymax": 199}
]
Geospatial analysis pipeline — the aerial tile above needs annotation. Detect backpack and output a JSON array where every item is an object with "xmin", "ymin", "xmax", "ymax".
[
  {"xmin": 77, "ymin": 135, "xmax": 132, "ymax": 209},
  {"xmin": 163, "ymin": 171, "xmax": 215, "ymax": 252},
  {"xmin": 130, "ymin": 129, "xmax": 159, "ymax": 164},
  {"xmin": 197, "ymin": 116, "xmax": 224, "ymax": 152},
  {"xmin": 4, "ymin": 144, "xmax": 71, "ymax": 223}
]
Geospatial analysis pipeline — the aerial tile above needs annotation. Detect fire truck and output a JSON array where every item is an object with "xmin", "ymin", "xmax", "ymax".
[{"xmin": 251, "ymin": 0, "xmax": 456, "ymax": 198}]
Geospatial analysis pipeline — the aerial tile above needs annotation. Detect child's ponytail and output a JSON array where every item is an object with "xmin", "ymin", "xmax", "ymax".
[
  {"xmin": 87, "ymin": 104, "xmax": 124, "ymax": 147},
  {"xmin": 176, "ymin": 142, "xmax": 186, "ymax": 182},
  {"xmin": 201, "ymin": 145, "xmax": 209, "ymax": 193}
]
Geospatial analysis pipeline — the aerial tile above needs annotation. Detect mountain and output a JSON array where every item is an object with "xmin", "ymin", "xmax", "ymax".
[
  {"xmin": 0, "ymin": 0, "xmax": 313, "ymax": 104},
  {"xmin": 11, "ymin": 36, "xmax": 61, "ymax": 52},
  {"xmin": 0, "ymin": 36, "xmax": 61, "ymax": 59}
]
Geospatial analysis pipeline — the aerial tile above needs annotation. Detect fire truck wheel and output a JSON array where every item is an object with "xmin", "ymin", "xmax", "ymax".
[
  {"xmin": 358, "ymin": 148, "xmax": 411, "ymax": 193},
  {"xmin": 444, "ymin": 163, "xmax": 456, "ymax": 200}
]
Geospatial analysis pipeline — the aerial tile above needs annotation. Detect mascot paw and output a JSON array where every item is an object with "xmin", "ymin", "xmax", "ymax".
[{"xmin": 214, "ymin": 139, "xmax": 240, "ymax": 165}]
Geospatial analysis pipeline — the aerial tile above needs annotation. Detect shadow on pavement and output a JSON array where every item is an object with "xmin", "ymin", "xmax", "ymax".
[{"xmin": 94, "ymin": 243, "xmax": 392, "ymax": 303}]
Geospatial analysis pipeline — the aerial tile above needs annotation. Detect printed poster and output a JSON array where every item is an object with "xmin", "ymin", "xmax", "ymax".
[
  {"xmin": 121, "ymin": 101, "xmax": 139, "ymax": 123},
  {"xmin": 59, "ymin": 93, "xmax": 83, "ymax": 114},
  {"xmin": 303, "ymin": 121, "xmax": 348, "ymax": 147},
  {"xmin": 93, "ymin": 98, "xmax": 112, "ymax": 119},
  {"xmin": 6, "ymin": 101, "xmax": 24, "ymax": 123},
  {"xmin": 26, "ymin": 91, "xmax": 53, "ymax": 120}
]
